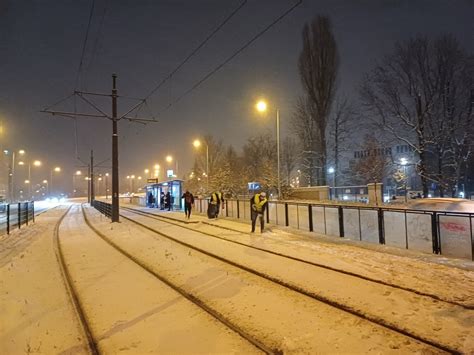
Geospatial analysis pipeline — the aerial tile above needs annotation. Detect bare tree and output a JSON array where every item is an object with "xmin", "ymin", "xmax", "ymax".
[
  {"xmin": 327, "ymin": 96, "xmax": 355, "ymax": 186},
  {"xmin": 292, "ymin": 96, "xmax": 319, "ymax": 186},
  {"xmin": 242, "ymin": 132, "xmax": 277, "ymax": 192},
  {"xmin": 297, "ymin": 15, "xmax": 339, "ymax": 186},
  {"xmin": 361, "ymin": 35, "xmax": 473, "ymax": 197},
  {"xmin": 353, "ymin": 135, "xmax": 389, "ymax": 184},
  {"xmin": 281, "ymin": 136, "xmax": 298, "ymax": 186}
]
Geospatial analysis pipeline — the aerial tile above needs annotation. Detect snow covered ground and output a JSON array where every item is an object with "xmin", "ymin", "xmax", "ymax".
[{"xmin": 1, "ymin": 202, "xmax": 473, "ymax": 354}]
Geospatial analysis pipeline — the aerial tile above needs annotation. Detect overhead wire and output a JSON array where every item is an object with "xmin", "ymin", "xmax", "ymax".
[
  {"xmin": 121, "ymin": 0, "xmax": 248, "ymax": 119},
  {"xmin": 74, "ymin": 0, "xmax": 96, "ymax": 91},
  {"xmin": 85, "ymin": 0, "xmax": 109, "ymax": 77},
  {"xmin": 157, "ymin": 0, "xmax": 303, "ymax": 116},
  {"xmin": 143, "ymin": 0, "xmax": 248, "ymax": 101},
  {"xmin": 74, "ymin": 0, "xmax": 96, "ymax": 160}
]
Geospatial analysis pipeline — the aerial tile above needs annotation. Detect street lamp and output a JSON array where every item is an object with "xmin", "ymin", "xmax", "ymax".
[
  {"xmin": 193, "ymin": 139, "xmax": 209, "ymax": 189},
  {"xmin": 42, "ymin": 179, "xmax": 48, "ymax": 198},
  {"xmin": 105, "ymin": 173, "xmax": 109, "ymax": 199},
  {"xmin": 400, "ymin": 158, "xmax": 408, "ymax": 203},
  {"xmin": 328, "ymin": 167, "xmax": 336, "ymax": 199},
  {"xmin": 166, "ymin": 155, "xmax": 178, "ymax": 178},
  {"xmin": 256, "ymin": 99, "xmax": 281, "ymax": 198},
  {"xmin": 16, "ymin": 153, "xmax": 41, "ymax": 200},
  {"xmin": 50, "ymin": 166, "xmax": 61, "ymax": 196},
  {"xmin": 73, "ymin": 170, "xmax": 82, "ymax": 197},
  {"xmin": 153, "ymin": 164, "xmax": 160, "ymax": 179}
]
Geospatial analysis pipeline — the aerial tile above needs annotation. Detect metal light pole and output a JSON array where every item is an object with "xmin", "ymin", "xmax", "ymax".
[
  {"xmin": 111, "ymin": 74, "xmax": 119, "ymax": 222},
  {"xmin": 105, "ymin": 173, "xmax": 109, "ymax": 199},
  {"xmin": 276, "ymin": 108, "xmax": 281, "ymax": 199},
  {"xmin": 193, "ymin": 139, "xmax": 209, "ymax": 190},
  {"xmin": 400, "ymin": 158, "xmax": 408, "ymax": 203},
  {"xmin": 256, "ymin": 100, "xmax": 281, "ymax": 198}
]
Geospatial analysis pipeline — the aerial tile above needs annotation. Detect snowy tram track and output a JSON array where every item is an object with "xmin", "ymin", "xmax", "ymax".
[
  {"xmin": 123, "ymin": 206, "xmax": 471, "ymax": 309},
  {"xmin": 58, "ymin": 204, "xmax": 268, "ymax": 354},
  {"xmin": 53, "ymin": 205, "xmax": 99, "ymax": 355},
  {"xmin": 119, "ymin": 207, "xmax": 472, "ymax": 354}
]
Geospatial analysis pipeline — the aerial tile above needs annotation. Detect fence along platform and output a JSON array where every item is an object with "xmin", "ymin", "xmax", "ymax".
[{"xmin": 193, "ymin": 198, "xmax": 473, "ymax": 261}]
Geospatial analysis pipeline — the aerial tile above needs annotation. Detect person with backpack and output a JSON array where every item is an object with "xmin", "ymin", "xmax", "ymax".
[{"xmin": 182, "ymin": 190, "xmax": 195, "ymax": 219}]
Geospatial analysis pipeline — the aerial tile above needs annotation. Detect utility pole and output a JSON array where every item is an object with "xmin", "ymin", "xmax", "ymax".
[
  {"xmin": 90, "ymin": 150, "xmax": 95, "ymax": 203},
  {"xmin": 42, "ymin": 74, "xmax": 156, "ymax": 223},
  {"xmin": 111, "ymin": 74, "xmax": 119, "ymax": 222}
]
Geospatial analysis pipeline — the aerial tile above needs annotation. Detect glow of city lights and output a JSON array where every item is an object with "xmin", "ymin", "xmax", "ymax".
[
  {"xmin": 154, "ymin": 164, "xmax": 160, "ymax": 169},
  {"xmin": 131, "ymin": 175, "xmax": 135, "ymax": 179},
  {"xmin": 144, "ymin": 169, "xmax": 149, "ymax": 174},
  {"xmin": 42, "ymin": 179, "xmax": 48, "ymax": 184},
  {"xmin": 193, "ymin": 139, "xmax": 201, "ymax": 148},
  {"xmin": 18, "ymin": 149, "xmax": 25, "ymax": 155},
  {"xmin": 18, "ymin": 161, "xmax": 25, "ymax": 165},
  {"xmin": 76, "ymin": 170, "xmax": 82, "ymax": 175},
  {"xmin": 105, "ymin": 173, "xmax": 109, "ymax": 177},
  {"xmin": 25, "ymin": 180, "xmax": 30, "ymax": 184},
  {"xmin": 54, "ymin": 167, "xmax": 61, "ymax": 172},
  {"xmin": 33, "ymin": 160, "xmax": 42, "ymax": 167},
  {"xmin": 166, "ymin": 155, "xmax": 173, "ymax": 163}
]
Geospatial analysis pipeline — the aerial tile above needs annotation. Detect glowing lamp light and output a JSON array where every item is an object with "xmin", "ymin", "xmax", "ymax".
[
  {"xmin": 166, "ymin": 155, "xmax": 173, "ymax": 163},
  {"xmin": 400, "ymin": 158, "xmax": 408, "ymax": 166},
  {"xmin": 193, "ymin": 139, "xmax": 201, "ymax": 148},
  {"xmin": 18, "ymin": 150, "xmax": 25, "ymax": 155},
  {"xmin": 76, "ymin": 170, "xmax": 82, "ymax": 175},
  {"xmin": 33, "ymin": 160, "xmax": 42, "ymax": 167},
  {"xmin": 328, "ymin": 167, "xmax": 335, "ymax": 174},
  {"xmin": 144, "ymin": 169, "xmax": 149, "ymax": 174},
  {"xmin": 54, "ymin": 167, "xmax": 61, "ymax": 172},
  {"xmin": 18, "ymin": 161, "xmax": 25, "ymax": 166},
  {"xmin": 256, "ymin": 100, "xmax": 267, "ymax": 112},
  {"xmin": 42, "ymin": 179, "xmax": 48, "ymax": 184}
]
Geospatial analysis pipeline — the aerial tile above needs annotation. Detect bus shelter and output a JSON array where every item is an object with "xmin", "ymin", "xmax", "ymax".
[{"xmin": 145, "ymin": 179, "xmax": 183, "ymax": 210}]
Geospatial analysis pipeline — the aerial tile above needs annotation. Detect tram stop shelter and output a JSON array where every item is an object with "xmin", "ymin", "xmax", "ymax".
[{"xmin": 144, "ymin": 179, "xmax": 184, "ymax": 210}]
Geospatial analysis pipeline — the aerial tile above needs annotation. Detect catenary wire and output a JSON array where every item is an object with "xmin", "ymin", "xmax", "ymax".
[
  {"xmin": 143, "ymin": 0, "xmax": 248, "ymax": 101},
  {"xmin": 120, "ymin": 0, "xmax": 248, "ymax": 119},
  {"xmin": 157, "ymin": 0, "xmax": 303, "ymax": 116},
  {"xmin": 75, "ymin": 0, "xmax": 96, "ymax": 91}
]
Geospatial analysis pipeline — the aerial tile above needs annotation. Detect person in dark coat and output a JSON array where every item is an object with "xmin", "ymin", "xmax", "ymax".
[
  {"xmin": 250, "ymin": 192, "xmax": 268, "ymax": 233},
  {"xmin": 181, "ymin": 190, "xmax": 195, "ymax": 219},
  {"xmin": 147, "ymin": 192, "xmax": 154, "ymax": 207},
  {"xmin": 160, "ymin": 192, "xmax": 165, "ymax": 210},
  {"xmin": 166, "ymin": 191, "xmax": 172, "ymax": 211}
]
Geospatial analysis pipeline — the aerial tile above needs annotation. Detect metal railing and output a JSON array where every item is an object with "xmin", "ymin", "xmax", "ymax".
[
  {"xmin": 0, "ymin": 201, "xmax": 35, "ymax": 235},
  {"xmin": 193, "ymin": 198, "xmax": 474, "ymax": 261},
  {"xmin": 92, "ymin": 200, "xmax": 112, "ymax": 218}
]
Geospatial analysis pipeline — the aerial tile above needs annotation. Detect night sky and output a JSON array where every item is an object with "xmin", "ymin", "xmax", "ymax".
[{"xmin": 1, "ymin": 0, "xmax": 472, "ymax": 193}]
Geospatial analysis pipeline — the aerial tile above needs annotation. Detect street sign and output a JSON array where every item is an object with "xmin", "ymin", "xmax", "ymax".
[{"xmin": 147, "ymin": 178, "xmax": 158, "ymax": 183}]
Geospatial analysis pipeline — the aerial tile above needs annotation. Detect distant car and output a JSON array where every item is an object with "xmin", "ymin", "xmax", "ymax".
[{"xmin": 409, "ymin": 198, "xmax": 474, "ymax": 213}]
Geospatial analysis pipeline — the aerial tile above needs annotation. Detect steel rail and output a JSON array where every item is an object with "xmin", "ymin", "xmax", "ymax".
[
  {"xmin": 53, "ymin": 205, "xmax": 99, "ymax": 355},
  {"xmin": 122, "ymin": 206, "xmax": 472, "ymax": 310},
  {"xmin": 81, "ymin": 205, "xmax": 277, "ymax": 355},
  {"xmin": 119, "ymin": 207, "xmax": 461, "ymax": 354}
]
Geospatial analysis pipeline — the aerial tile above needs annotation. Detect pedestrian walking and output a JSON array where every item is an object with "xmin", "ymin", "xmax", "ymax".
[
  {"xmin": 147, "ymin": 192, "xmax": 154, "ymax": 207},
  {"xmin": 182, "ymin": 190, "xmax": 195, "ymax": 219},
  {"xmin": 207, "ymin": 192, "xmax": 219, "ymax": 219},
  {"xmin": 250, "ymin": 191, "xmax": 268, "ymax": 233}
]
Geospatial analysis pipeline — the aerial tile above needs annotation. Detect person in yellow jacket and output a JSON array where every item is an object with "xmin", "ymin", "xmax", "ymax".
[{"xmin": 250, "ymin": 192, "xmax": 268, "ymax": 233}]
